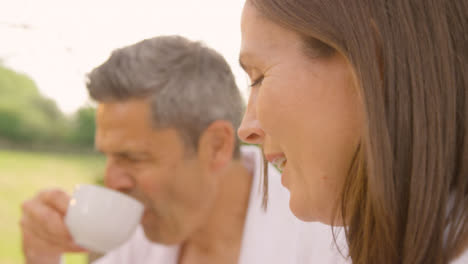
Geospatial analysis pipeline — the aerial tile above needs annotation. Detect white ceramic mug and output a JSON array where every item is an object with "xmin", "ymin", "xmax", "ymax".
[{"xmin": 64, "ymin": 184, "xmax": 144, "ymax": 253}]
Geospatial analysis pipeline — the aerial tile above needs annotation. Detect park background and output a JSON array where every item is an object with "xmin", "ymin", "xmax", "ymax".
[{"xmin": 0, "ymin": 0, "xmax": 247, "ymax": 263}]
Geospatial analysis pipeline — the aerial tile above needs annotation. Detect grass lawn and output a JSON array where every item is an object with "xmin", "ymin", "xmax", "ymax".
[{"xmin": 0, "ymin": 149, "xmax": 105, "ymax": 264}]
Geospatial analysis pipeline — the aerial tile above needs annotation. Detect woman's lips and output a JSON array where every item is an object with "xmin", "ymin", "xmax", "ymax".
[
  {"xmin": 265, "ymin": 153, "xmax": 290, "ymax": 187},
  {"xmin": 265, "ymin": 153, "xmax": 287, "ymax": 172}
]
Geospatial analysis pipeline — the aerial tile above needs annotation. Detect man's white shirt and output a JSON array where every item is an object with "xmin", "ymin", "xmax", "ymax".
[{"xmin": 92, "ymin": 145, "xmax": 348, "ymax": 264}]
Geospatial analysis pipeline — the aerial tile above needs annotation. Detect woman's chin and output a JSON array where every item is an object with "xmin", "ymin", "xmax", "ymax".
[
  {"xmin": 289, "ymin": 196, "xmax": 315, "ymax": 222},
  {"xmin": 289, "ymin": 196, "xmax": 339, "ymax": 225}
]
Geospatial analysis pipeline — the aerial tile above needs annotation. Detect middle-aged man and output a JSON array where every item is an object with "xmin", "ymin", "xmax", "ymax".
[{"xmin": 20, "ymin": 36, "xmax": 346, "ymax": 264}]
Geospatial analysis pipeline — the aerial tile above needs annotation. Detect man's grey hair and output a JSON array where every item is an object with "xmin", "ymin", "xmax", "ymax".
[{"xmin": 87, "ymin": 35, "xmax": 244, "ymax": 158}]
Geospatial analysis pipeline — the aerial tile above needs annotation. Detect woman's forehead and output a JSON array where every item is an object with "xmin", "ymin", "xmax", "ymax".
[{"xmin": 240, "ymin": 5, "xmax": 304, "ymax": 70}]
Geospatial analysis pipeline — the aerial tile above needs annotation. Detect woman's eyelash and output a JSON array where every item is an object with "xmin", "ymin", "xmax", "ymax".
[{"xmin": 250, "ymin": 76, "xmax": 264, "ymax": 87}]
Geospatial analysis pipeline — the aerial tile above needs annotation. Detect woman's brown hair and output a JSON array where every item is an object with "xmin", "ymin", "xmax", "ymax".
[{"xmin": 250, "ymin": 0, "xmax": 468, "ymax": 263}]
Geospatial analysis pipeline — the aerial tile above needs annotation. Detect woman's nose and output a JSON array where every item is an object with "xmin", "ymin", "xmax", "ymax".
[{"xmin": 237, "ymin": 94, "xmax": 265, "ymax": 144}]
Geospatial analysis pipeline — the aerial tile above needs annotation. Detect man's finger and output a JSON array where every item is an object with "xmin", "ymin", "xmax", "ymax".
[
  {"xmin": 38, "ymin": 189, "xmax": 70, "ymax": 215},
  {"xmin": 22, "ymin": 199, "xmax": 72, "ymax": 244}
]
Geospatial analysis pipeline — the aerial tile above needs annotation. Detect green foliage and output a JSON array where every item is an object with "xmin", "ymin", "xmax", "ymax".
[
  {"xmin": 0, "ymin": 65, "xmax": 40, "ymax": 99},
  {"xmin": 0, "ymin": 64, "xmax": 96, "ymax": 149},
  {"xmin": 68, "ymin": 106, "xmax": 96, "ymax": 147}
]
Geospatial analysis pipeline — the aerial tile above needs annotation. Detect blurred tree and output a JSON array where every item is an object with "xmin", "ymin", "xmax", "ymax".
[
  {"xmin": 0, "ymin": 64, "xmax": 96, "ymax": 150},
  {"xmin": 0, "ymin": 65, "xmax": 56, "ymax": 144},
  {"xmin": 68, "ymin": 106, "xmax": 96, "ymax": 148}
]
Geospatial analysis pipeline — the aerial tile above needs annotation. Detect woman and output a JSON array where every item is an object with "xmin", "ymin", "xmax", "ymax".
[{"xmin": 237, "ymin": 0, "xmax": 467, "ymax": 263}]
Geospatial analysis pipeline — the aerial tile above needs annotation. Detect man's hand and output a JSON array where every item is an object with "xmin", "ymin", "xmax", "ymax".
[{"xmin": 20, "ymin": 189, "xmax": 87, "ymax": 264}]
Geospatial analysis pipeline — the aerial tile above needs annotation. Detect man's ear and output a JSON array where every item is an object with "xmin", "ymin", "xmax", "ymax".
[{"xmin": 198, "ymin": 120, "xmax": 235, "ymax": 173}]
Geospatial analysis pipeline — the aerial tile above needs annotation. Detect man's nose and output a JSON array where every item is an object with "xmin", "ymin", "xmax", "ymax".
[
  {"xmin": 237, "ymin": 94, "xmax": 265, "ymax": 145},
  {"xmin": 104, "ymin": 158, "xmax": 134, "ymax": 192}
]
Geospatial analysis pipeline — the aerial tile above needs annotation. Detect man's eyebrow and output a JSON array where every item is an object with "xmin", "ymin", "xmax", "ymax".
[
  {"xmin": 94, "ymin": 147, "xmax": 149, "ymax": 158},
  {"xmin": 117, "ymin": 151, "xmax": 151, "ymax": 159}
]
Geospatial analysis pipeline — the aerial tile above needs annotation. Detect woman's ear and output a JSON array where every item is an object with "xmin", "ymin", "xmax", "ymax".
[{"xmin": 197, "ymin": 120, "xmax": 235, "ymax": 173}]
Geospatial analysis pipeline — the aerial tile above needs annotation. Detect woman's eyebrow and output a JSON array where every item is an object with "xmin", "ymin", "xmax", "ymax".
[
  {"xmin": 239, "ymin": 53, "xmax": 250, "ymax": 72},
  {"xmin": 239, "ymin": 51, "xmax": 262, "ymax": 74}
]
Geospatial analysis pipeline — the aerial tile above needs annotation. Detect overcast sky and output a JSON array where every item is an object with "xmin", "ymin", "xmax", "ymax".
[{"xmin": 0, "ymin": 0, "xmax": 247, "ymax": 114}]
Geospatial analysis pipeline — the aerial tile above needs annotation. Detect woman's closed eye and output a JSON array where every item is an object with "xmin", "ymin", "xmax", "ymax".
[{"xmin": 249, "ymin": 75, "xmax": 264, "ymax": 87}]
